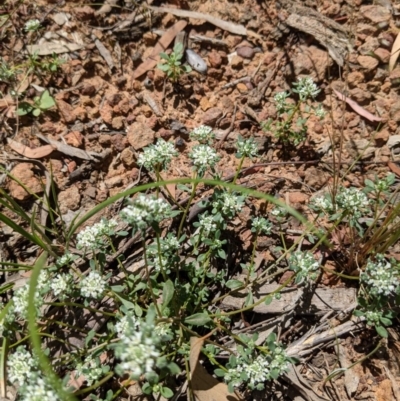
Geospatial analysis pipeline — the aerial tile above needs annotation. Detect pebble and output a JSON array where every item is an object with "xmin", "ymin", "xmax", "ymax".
[
  {"xmin": 236, "ymin": 46, "xmax": 255, "ymax": 59},
  {"xmin": 202, "ymin": 107, "xmax": 223, "ymax": 127},
  {"xmin": 185, "ymin": 49, "xmax": 207, "ymax": 73}
]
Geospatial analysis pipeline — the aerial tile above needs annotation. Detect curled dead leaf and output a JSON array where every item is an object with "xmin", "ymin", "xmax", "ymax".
[{"xmin": 7, "ymin": 138, "xmax": 55, "ymax": 159}]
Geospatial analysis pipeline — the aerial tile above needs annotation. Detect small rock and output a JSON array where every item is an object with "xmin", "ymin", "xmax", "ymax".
[
  {"xmin": 58, "ymin": 186, "xmax": 81, "ymax": 214},
  {"xmin": 186, "ymin": 49, "xmax": 207, "ymax": 73},
  {"xmin": 208, "ymin": 50, "xmax": 222, "ymax": 68},
  {"xmin": 74, "ymin": 6, "xmax": 94, "ymax": 20},
  {"xmin": 357, "ymin": 55, "xmax": 379, "ymax": 71},
  {"xmin": 356, "ymin": 23, "xmax": 377, "ymax": 38},
  {"xmin": 237, "ymin": 83, "xmax": 248, "ymax": 93},
  {"xmin": 361, "ymin": 5, "xmax": 391, "ymax": 24},
  {"xmin": 304, "ymin": 166, "xmax": 328, "ymax": 189},
  {"xmin": 374, "ymin": 128, "xmax": 389, "ymax": 146},
  {"xmin": 121, "ymin": 148, "xmax": 136, "ymax": 168},
  {"xmin": 349, "ymin": 88, "xmax": 371, "ymax": 104},
  {"xmin": 230, "ymin": 55, "xmax": 243, "ymax": 69},
  {"xmin": 127, "ymin": 122, "xmax": 155, "ymax": 150},
  {"xmin": 118, "ymin": 98, "xmax": 130, "ymax": 115},
  {"xmin": 200, "ymin": 97, "xmax": 212, "ymax": 111},
  {"xmin": 84, "ymin": 186, "xmax": 97, "ymax": 199},
  {"xmin": 347, "ymin": 71, "xmax": 364, "ymax": 87},
  {"xmin": 52, "ymin": 12, "xmax": 68, "ymax": 26},
  {"xmin": 208, "ymin": 68, "xmax": 222, "ymax": 79},
  {"xmin": 288, "ymin": 192, "xmax": 309, "ymax": 204},
  {"xmin": 387, "ymin": 135, "xmax": 400, "ymax": 148},
  {"xmin": 100, "ymin": 103, "xmax": 113, "ymax": 125},
  {"xmin": 73, "ymin": 106, "xmax": 87, "ymax": 121},
  {"xmin": 8, "ymin": 163, "xmax": 43, "ymax": 201},
  {"xmin": 143, "ymin": 32, "xmax": 158, "ymax": 46},
  {"xmin": 346, "ymin": 139, "xmax": 375, "ymax": 159},
  {"xmin": 374, "ymin": 47, "xmax": 390, "ymax": 63},
  {"xmin": 81, "ymin": 83, "xmax": 96, "ymax": 96},
  {"xmin": 57, "ymin": 99, "xmax": 75, "ymax": 123},
  {"xmin": 236, "ymin": 46, "xmax": 255, "ymax": 59},
  {"xmin": 290, "ymin": 45, "xmax": 332, "ymax": 82},
  {"xmin": 107, "ymin": 93, "xmax": 122, "ymax": 107},
  {"xmin": 263, "ymin": 52, "xmax": 277, "ymax": 66},
  {"xmin": 112, "ymin": 116, "xmax": 124, "ymax": 130},
  {"xmin": 389, "ymin": 68, "xmax": 400, "ymax": 85},
  {"xmin": 358, "ymin": 37, "xmax": 380, "ymax": 55},
  {"xmin": 64, "ymin": 131, "xmax": 83, "ymax": 147},
  {"xmin": 99, "ymin": 134, "xmax": 112, "ymax": 146},
  {"xmin": 110, "ymin": 134, "xmax": 127, "ymax": 152},
  {"xmin": 202, "ymin": 107, "xmax": 223, "ymax": 127}
]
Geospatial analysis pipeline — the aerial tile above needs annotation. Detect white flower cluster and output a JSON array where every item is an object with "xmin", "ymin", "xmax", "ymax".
[
  {"xmin": 20, "ymin": 376, "xmax": 60, "ymax": 401},
  {"xmin": 235, "ymin": 137, "xmax": 258, "ymax": 159},
  {"xmin": 115, "ymin": 314, "xmax": 139, "ymax": 336},
  {"xmin": 213, "ymin": 192, "xmax": 244, "ymax": 217},
  {"xmin": 56, "ymin": 252, "xmax": 75, "ymax": 267},
  {"xmin": 364, "ymin": 310, "xmax": 381, "ymax": 326},
  {"xmin": 120, "ymin": 194, "xmax": 172, "ymax": 233},
  {"xmin": 9, "ymin": 270, "xmax": 49, "ymax": 319},
  {"xmin": 7, "ymin": 346, "xmax": 38, "ymax": 387},
  {"xmin": 80, "ymin": 271, "xmax": 106, "ymax": 299},
  {"xmin": 189, "ymin": 144, "xmax": 220, "ymax": 174},
  {"xmin": 189, "ymin": 125, "xmax": 215, "ymax": 144},
  {"xmin": 75, "ymin": 356, "xmax": 103, "ymax": 386},
  {"xmin": 115, "ymin": 315, "xmax": 160, "ymax": 379},
  {"xmin": 270, "ymin": 206, "xmax": 288, "ymax": 219},
  {"xmin": 252, "ymin": 217, "xmax": 272, "ymax": 235},
  {"xmin": 76, "ymin": 219, "xmax": 118, "ymax": 251},
  {"xmin": 288, "ymin": 251, "xmax": 319, "ymax": 283},
  {"xmin": 310, "ymin": 195, "xmax": 333, "ymax": 213},
  {"xmin": 24, "ymin": 19, "xmax": 41, "ymax": 32},
  {"xmin": 50, "ymin": 273, "xmax": 73, "ymax": 300},
  {"xmin": 197, "ymin": 213, "xmax": 217, "ymax": 237},
  {"xmin": 293, "ymin": 77, "xmax": 320, "ymax": 100},
  {"xmin": 335, "ymin": 187, "xmax": 370, "ymax": 216},
  {"xmin": 137, "ymin": 138, "xmax": 178, "ymax": 171},
  {"xmin": 274, "ymin": 92, "xmax": 289, "ymax": 113},
  {"xmin": 360, "ymin": 254, "xmax": 400, "ymax": 297},
  {"xmin": 145, "ymin": 234, "xmax": 179, "ymax": 272}
]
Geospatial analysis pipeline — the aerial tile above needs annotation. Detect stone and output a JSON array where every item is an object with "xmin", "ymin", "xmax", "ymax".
[
  {"xmin": 357, "ymin": 55, "xmax": 379, "ymax": 71},
  {"xmin": 74, "ymin": 6, "xmax": 94, "ymax": 20},
  {"xmin": 64, "ymin": 131, "xmax": 83, "ymax": 147},
  {"xmin": 358, "ymin": 37, "xmax": 379, "ymax": 55},
  {"xmin": 8, "ymin": 163, "xmax": 44, "ymax": 201},
  {"xmin": 98, "ymin": 134, "xmax": 111, "ymax": 146},
  {"xmin": 57, "ymin": 99, "xmax": 75, "ymax": 123},
  {"xmin": 288, "ymin": 192, "xmax": 309, "ymax": 204},
  {"xmin": 72, "ymin": 106, "xmax": 87, "ymax": 121},
  {"xmin": 237, "ymin": 83, "xmax": 248, "ymax": 93},
  {"xmin": 374, "ymin": 128, "xmax": 389, "ymax": 146},
  {"xmin": 373, "ymin": 48, "xmax": 390, "ymax": 63},
  {"xmin": 230, "ymin": 55, "xmax": 243, "ymax": 69},
  {"xmin": 263, "ymin": 52, "xmax": 277, "ymax": 66},
  {"xmin": 81, "ymin": 83, "xmax": 96, "ymax": 96},
  {"xmin": 208, "ymin": 50, "xmax": 222, "ymax": 68},
  {"xmin": 58, "ymin": 186, "xmax": 81, "ymax": 213},
  {"xmin": 349, "ymin": 88, "xmax": 371, "ymax": 105},
  {"xmin": 236, "ymin": 46, "xmax": 255, "ymax": 59},
  {"xmin": 100, "ymin": 103, "xmax": 113, "ymax": 125},
  {"xmin": 290, "ymin": 45, "xmax": 332, "ymax": 82},
  {"xmin": 361, "ymin": 5, "xmax": 391, "ymax": 24},
  {"xmin": 202, "ymin": 107, "xmax": 223, "ymax": 127},
  {"xmin": 112, "ymin": 116, "xmax": 124, "ymax": 130},
  {"xmin": 120, "ymin": 148, "xmax": 136, "ymax": 168},
  {"xmin": 347, "ymin": 71, "xmax": 364, "ymax": 87},
  {"xmin": 127, "ymin": 121, "xmax": 155, "ymax": 150}
]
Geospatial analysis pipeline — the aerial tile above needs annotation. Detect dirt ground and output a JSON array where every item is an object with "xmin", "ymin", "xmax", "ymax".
[{"xmin": 2, "ymin": 0, "xmax": 400, "ymax": 400}]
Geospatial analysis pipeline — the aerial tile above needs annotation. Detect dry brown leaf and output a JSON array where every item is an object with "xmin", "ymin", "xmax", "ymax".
[
  {"xmin": 0, "ymin": 95, "xmax": 14, "ymax": 109},
  {"xmin": 27, "ymin": 42, "xmax": 83, "ymax": 56},
  {"xmin": 389, "ymin": 32, "xmax": 400, "ymax": 72},
  {"xmin": 7, "ymin": 138, "xmax": 54, "ymax": 159},
  {"xmin": 132, "ymin": 20, "xmax": 187, "ymax": 80},
  {"xmin": 333, "ymin": 89, "xmax": 383, "ymax": 122},
  {"xmin": 189, "ymin": 337, "xmax": 242, "ymax": 401},
  {"xmin": 149, "ymin": 6, "xmax": 248, "ymax": 36},
  {"xmin": 388, "ymin": 161, "xmax": 400, "ymax": 177}
]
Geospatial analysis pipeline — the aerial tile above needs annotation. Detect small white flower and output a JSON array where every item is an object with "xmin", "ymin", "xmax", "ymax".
[
  {"xmin": 190, "ymin": 125, "xmax": 215, "ymax": 144},
  {"xmin": 189, "ymin": 144, "xmax": 220, "ymax": 173},
  {"xmin": 336, "ymin": 187, "xmax": 370, "ymax": 217},
  {"xmin": 50, "ymin": 273, "xmax": 73, "ymax": 299},
  {"xmin": 7, "ymin": 346, "xmax": 38, "ymax": 387},
  {"xmin": 197, "ymin": 214, "xmax": 217, "ymax": 236},
  {"xmin": 361, "ymin": 254, "xmax": 399, "ymax": 296},
  {"xmin": 24, "ymin": 19, "xmax": 41, "ymax": 32},
  {"xmin": 293, "ymin": 77, "xmax": 320, "ymax": 100},
  {"xmin": 137, "ymin": 139, "xmax": 177, "ymax": 170},
  {"xmin": 80, "ymin": 271, "xmax": 106, "ymax": 299},
  {"xmin": 76, "ymin": 219, "xmax": 117, "ymax": 251},
  {"xmin": 288, "ymin": 251, "xmax": 319, "ymax": 283},
  {"xmin": 56, "ymin": 252, "xmax": 74, "ymax": 267},
  {"xmin": 314, "ymin": 104, "xmax": 326, "ymax": 118},
  {"xmin": 236, "ymin": 137, "xmax": 258, "ymax": 159},
  {"xmin": 75, "ymin": 356, "xmax": 103, "ymax": 386},
  {"xmin": 213, "ymin": 192, "xmax": 244, "ymax": 217},
  {"xmin": 270, "ymin": 206, "xmax": 288, "ymax": 219},
  {"xmin": 21, "ymin": 376, "xmax": 59, "ymax": 401},
  {"xmin": 252, "ymin": 217, "xmax": 272, "ymax": 235},
  {"xmin": 274, "ymin": 91, "xmax": 289, "ymax": 113}
]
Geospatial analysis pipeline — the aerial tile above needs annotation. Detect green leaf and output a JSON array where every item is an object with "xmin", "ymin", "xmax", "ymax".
[
  {"xmin": 17, "ymin": 102, "xmax": 33, "ymax": 116},
  {"xmin": 39, "ymin": 90, "xmax": 55, "ymax": 109},
  {"xmin": 32, "ymin": 107, "xmax": 41, "ymax": 117},
  {"xmin": 111, "ymin": 285, "xmax": 125, "ymax": 293},
  {"xmin": 157, "ymin": 63, "xmax": 170, "ymax": 72},
  {"xmin": 159, "ymin": 53, "xmax": 170, "ymax": 60},
  {"xmin": 173, "ymin": 42, "xmax": 183, "ymax": 54},
  {"xmin": 184, "ymin": 312, "xmax": 212, "ymax": 326},
  {"xmin": 114, "ymin": 293, "xmax": 136, "ymax": 310},
  {"xmin": 376, "ymin": 325, "xmax": 388, "ymax": 338},
  {"xmin": 162, "ymin": 279, "xmax": 174, "ymax": 308},
  {"xmin": 225, "ymin": 279, "xmax": 243, "ymax": 290},
  {"xmin": 244, "ymin": 291, "xmax": 253, "ymax": 307},
  {"xmin": 379, "ymin": 317, "xmax": 392, "ymax": 326},
  {"xmin": 160, "ymin": 387, "xmax": 174, "ymax": 398},
  {"xmin": 214, "ymin": 368, "xmax": 226, "ymax": 377},
  {"xmin": 264, "ymin": 295, "xmax": 273, "ymax": 305}
]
